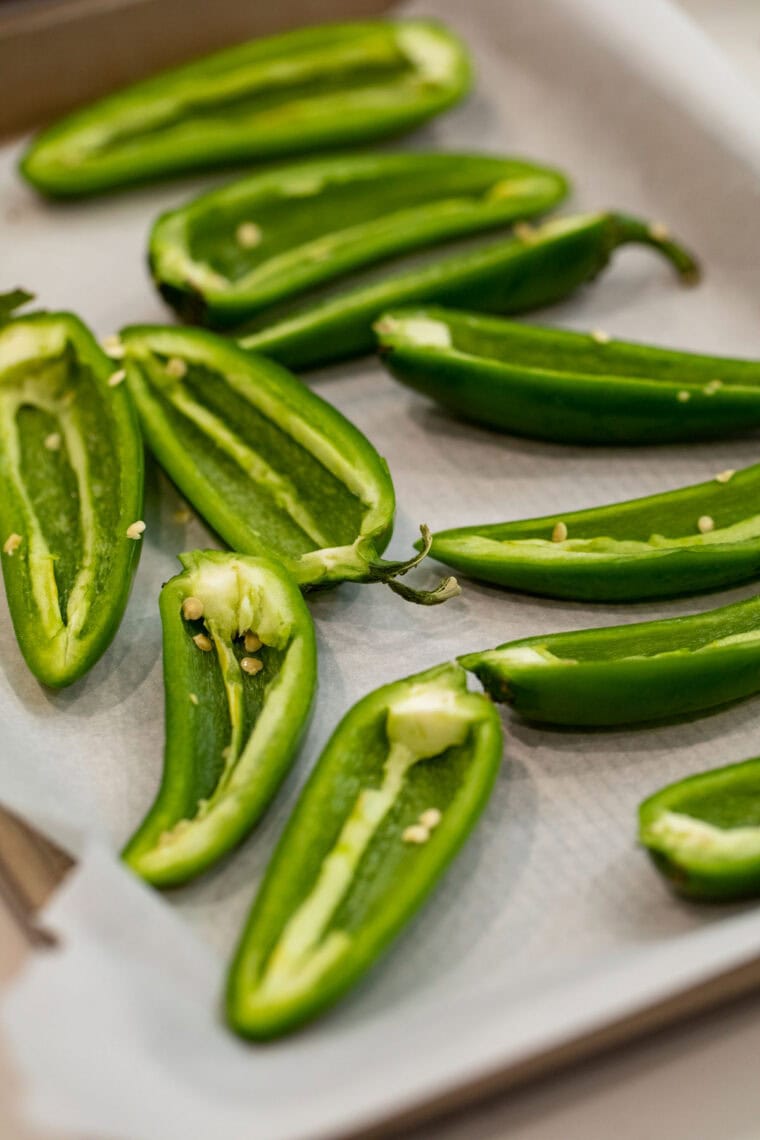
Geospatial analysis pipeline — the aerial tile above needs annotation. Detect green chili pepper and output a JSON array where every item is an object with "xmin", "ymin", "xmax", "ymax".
[
  {"xmin": 0, "ymin": 300, "xmax": 143, "ymax": 687},
  {"xmin": 119, "ymin": 325, "xmax": 456, "ymax": 604},
  {"xmin": 239, "ymin": 212, "xmax": 698, "ymax": 370},
  {"xmin": 425, "ymin": 462, "xmax": 760, "ymax": 602},
  {"xmin": 639, "ymin": 757, "xmax": 760, "ymax": 900},
  {"xmin": 20, "ymin": 21, "xmax": 471, "ymax": 198},
  {"xmin": 226, "ymin": 661, "xmax": 502, "ymax": 1038},
  {"xmin": 123, "ymin": 550, "xmax": 316, "ymax": 887},
  {"xmin": 461, "ymin": 593, "xmax": 760, "ymax": 727},
  {"xmin": 376, "ymin": 305, "xmax": 760, "ymax": 445},
  {"xmin": 150, "ymin": 152, "xmax": 569, "ymax": 328}
]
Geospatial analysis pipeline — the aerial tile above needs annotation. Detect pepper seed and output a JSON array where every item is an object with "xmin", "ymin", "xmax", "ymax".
[
  {"xmin": 236, "ymin": 221, "xmax": 262, "ymax": 249},
  {"xmin": 3, "ymin": 533, "xmax": 22, "ymax": 556},
  {"xmin": 240, "ymin": 656, "xmax": 263, "ymax": 675},
  {"xmin": 703, "ymin": 379, "xmax": 722, "ymax": 395},
  {"xmin": 125, "ymin": 520, "xmax": 146, "ymax": 540},
  {"xmin": 193, "ymin": 633, "xmax": 213, "ymax": 652},
  {"xmin": 189, "ymin": 692, "xmax": 199, "ymax": 705},
  {"xmin": 102, "ymin": 335, "xmax": 125, "ymax": 358},
  {"xmin": 590, "ymin": 329, "xmax": 611, "ymax": 345},
  {"xmin": 182, "ymin": 596, "xmax": 204, "ymax": 621},
  {"xmin": 402, "ymin": 824, "xmax": 430, "ymax": 845},
  {"xmin": 648, "ymin": 221, "xmax": 670, "ymax": 242},
  {"xmin": 552, "ymin": 521, "xmax": 568, "ymax": 543},
  {"xmin": 513, "ymin": 222, "xmax": 536, "ymax": 243},
  {"xmin": 715, "ymin": 469, "xmax": 735, "ymax": 484},
  {"xmin": 697, "ymin": 515, "xmax": 715, "ymax": 534},
  {"xmin": 165, "ymin": 356, "xmax": 187, "ymax": 379},
  {"xmin": 418, "ymin": 808, "xmax": 442, "ymax": 830},
  {"xmin": 244, "ymin": 631, "xmax": 262, "ymax": 653},
  {"xmin": 677, "ymin": 390, "xmax": 691, "ymax": 402},
  {"xmin": 108, "ymin": 369, "xmax": 126, "ymax": 388},
  {"xmin": 44, "ymin": 432, "xmax": 62, "ymax": 451}
]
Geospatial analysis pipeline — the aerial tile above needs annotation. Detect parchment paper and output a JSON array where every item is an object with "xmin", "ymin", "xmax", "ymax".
[{"xmin": 4, "ymin": 1, "xmax": 760, "ymax": 1136}]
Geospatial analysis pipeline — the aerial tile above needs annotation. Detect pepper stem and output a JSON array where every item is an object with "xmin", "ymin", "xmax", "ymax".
[
  {"xmin": 367, "ymin": 524, "xmax": 462, "ymax": 606},
  {"xmin": 611, "ymin": 214, "xmax": 700, "ymax": 285},
  {"xmin": 0, "ymin": 289, "xmax": 34, "ymax": 326}
]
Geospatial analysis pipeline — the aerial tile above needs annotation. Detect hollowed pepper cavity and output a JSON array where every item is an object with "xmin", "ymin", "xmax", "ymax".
[
  {"xmin": 0, "ymin": 301, "xmax": 144, "ymax": 686},
  {"xmin": 120, "ymin": 325, "xmax": 457, "ymax": 604},
  {"xmin": 226, "ymin": 661, "xmax": 503, "ymax": 1038},
  {"xmin": 239, "ymin": 211, "xmax": 699, "ymax": 370},
  {"xmin": 122, "ymin": 550, "xmax": 316, "ymax": 887}
]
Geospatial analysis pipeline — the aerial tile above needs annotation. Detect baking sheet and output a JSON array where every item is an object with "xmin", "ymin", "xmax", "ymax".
[{"xmin": 4, "ymin": 0, "xmax": 760, "ymax": 1136}]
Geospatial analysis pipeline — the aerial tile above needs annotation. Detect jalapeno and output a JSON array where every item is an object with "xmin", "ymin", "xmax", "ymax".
[
  {"xmin": 150, "ymin": 152, "xmax": 569, "ymax": 328},
  {"xmin": 375, "ymin": 305, "xmax": 758, "ymax": 445},
  {"xmin": 639, "ymin": 757, "xmax": 760, "ymax": 900},
  {"xmin": 239, "ymin": 212, "xmax": 699, "ymax": 370},
  {"xmin": 0, "ymin": 301, "xmax": 143, "ymax": 687},
  {"xmin": 20, "ymin": 21, "xmax": 471, "ymax": 198},
  {"xmin": 123, "ymin": 550, "xmax": 316, "ymax": 887},
  {"xmin": 119, "ymin": 325, "xmax": 456, "ymax": 604},
  {"xmin": 226, "ymin": 661, "xmax": 502, "ymax": 1038},
  {"xmin": 461, "ymin": 593, "xmax": 760, "ymax": 727},
  {"xmin": 425, "ymin": 462, "xmax": 760, "ymax": 602}
]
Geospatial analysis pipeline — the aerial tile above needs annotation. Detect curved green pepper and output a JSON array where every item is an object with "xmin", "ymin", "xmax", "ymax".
[
  {"xmin": 119, "ymin": 325, "xmax": 455, "ymax": 604},
  {"xmin": 150, "ymin": 152, "xmax": 569, "ymax": 328},
  {"xmin": 0, "ymin": 304, "xmax": 143, "ymax": 686},
  {"xmin": 239, "ymin": 212, "xmax": 699, "ymax": 370},
  {"xmin": 123, "ymin": 550, "xmax": 316, "ymax": 887},
  {"xmin": 226, "ymin": 661, "xmax": 503, "ymax": 1038},
  {"xmin": 640, "ymin": 757, "xmax": 760, "ymax": 900},
  {"xmin": 20, "ymin": 21, "xmax": 471, "ymax": 198},
  {"xmin": 461, "ymin": 593, "xmax": 760, "ymax": 727},
  {"xmin": 425, "ymin": 462, "xmax": 760, "ymax": 602},
  {"xmin": 373, "ymin": 304, "xmax": 760, "ymax": 445}
]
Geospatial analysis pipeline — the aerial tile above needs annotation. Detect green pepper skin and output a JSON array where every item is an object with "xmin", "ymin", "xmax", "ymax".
[
  {"xmin": 0, "ymin": 312, "xmax": 143, "ymax": 687},
  {"xmin": 123, "ymin": 551, "xmax": 316, "ymax": 887},
  {"xmin": 374, "ymin": 304, "xmax": 760, "ymax": 445},
  {"xmin": 226, "ymin": 661, "xmax": 503, "ymax": 1039},
  {"xmin": 425, "ymin": 463, "xmax": 760, "ymax": 602},
  {"xmin": 460, "ymin": 594, "xmax": 760, "ymax": 727},
  {"xmin": 20, "ymin": 21, "xmax": 471, "ymax": 198},
  {"xmin": 120, "ymin": 325, "xmax": 454, "ymax": 603},
  {"xmin": 640, "ymin": 757, "xmax": 760, "ymax": 900},
  {"xmin": 150, "ymin": 153, "xmax": 569, "ymax": 328},
  {"xmin": 239, "ymin": 212, "xmax": 699, "ymax": 370}
]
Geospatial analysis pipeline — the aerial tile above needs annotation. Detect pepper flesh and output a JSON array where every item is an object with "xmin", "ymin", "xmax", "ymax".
[
  {"xmin": 150, "ymin": 152, "xmax": 569, "ymax": 328},
  {"xmin": 425, "ymin": 462, "xmax": 760, "ymax": 602},
  {"xmin": 239, "ymin": 212, "xmax": 699, "ymax": 370},
  {"xmin": 120, "ymin": 325, "xmax": 456, "ymax": 604},
  {"xmin": 20, "ymin": 20, "xmax": 471, "ymax": 198},
  {"xmin": 640, "ymin": 757, "xmax": 760, "ymax": 900},
  {"xmin": 373, "ymin": 304, "xmax": 760, "ymax": 445},
  {"xmin": 123, "ymin": 551, "xmax": 316, "ymax": 887},
  {"xmin": 226, "ymin": 661, "xmax": 503, "ymax": 1039},
  {"xmin": 0, "ymin": 308, "xmax": 143, "ymax": 686},
  {"xmin": 460, "ymin": 593, "xmax": 760, "ymax": 727}
]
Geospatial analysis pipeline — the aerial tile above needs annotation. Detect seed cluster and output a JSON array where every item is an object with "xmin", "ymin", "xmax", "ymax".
[{"xmin": 402, "ymin": 806, "xmax": 443, "ymax": 845}]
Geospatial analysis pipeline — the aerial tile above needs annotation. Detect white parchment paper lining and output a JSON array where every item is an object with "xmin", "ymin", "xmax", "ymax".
[{"xmin": 4, "ymin": 1, "xmax": 760, "ymax": 1136}]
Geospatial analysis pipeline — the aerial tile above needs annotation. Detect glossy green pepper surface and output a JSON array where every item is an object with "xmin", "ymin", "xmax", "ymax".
[
  {"xmin": 226, "ymin": 661, "xmax": 503, "ymax": 1038},
  {"xmin": 123, "ymin": 551, "xmax": 316, "ymax": 887},
  {"xmin": 150, "ymin": 152, "xmax": 568, "ymax": 328},
  {"xmin": 640, "ymin": 757, "xmax": 760, "ymax": 900},
  {"xmin": 120, "ymin": 325, "xmax": 455, "ymax": 603},
  {"xmin": 425, "ymin": 463, "xmax": 760, "ymax": 602},
  {"xmin": 21, "ymin": 20, "xmax": 471, "ymax": 197},
  {"xmin": 461, "ymin": 593, "xmax": 760, "ymax": 727},
  {"xmin": 0, "ymin": 305, "xmax": 143, "ymax": 686},
  {"xmin": 240, "ymin": 212, "xmax": 698, "ymax": 370},
  {"xmin": 372, "ymin": 304, "xmax": 760, "ymax": 447}
]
